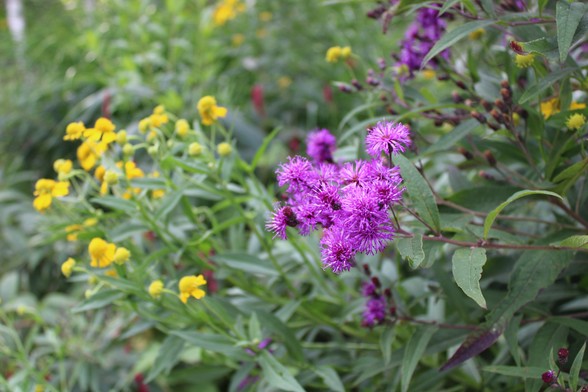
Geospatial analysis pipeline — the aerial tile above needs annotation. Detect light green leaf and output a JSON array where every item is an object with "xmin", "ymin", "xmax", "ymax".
[
  {"xmin": 396, "ymin": 234, "xmax": 425, "ymax": 269},
  {"xmin": 256, "ymin": 310, "xmax": 304, "ymax": 362},
  {"xmin": 483, "ymin": 190, "xmax": 562, "ymax": 239},
  {"xmin": 556, "ymin": 1, "xmax": 586, "ymax": 62},
  {"xmin": 170, "ymin": 330, "xmax": 246, "ymax": 359},
  {"xmin": 90, "ymin": 196, "xmax": 136, "ymax": 214},
  {"xmin": 479, "ymin": 0, "xmax": 496, "ymax": 17},
  {"xmin": 146, "ymin": 335, "xmax": 185, "ymax": 382},
  {"xmin": 251, "ymin": 127, "xmax": 280, "ymax": 171},
  {"xmin": 213, "ymin": 253, "xmax": 279, "ymax": 276},
  {"xmin": 570, "ymin": 341, "xmax": 586, "ymax": 390},
  {"xmin": 380, "ymin": 328, "xmax": 395, "ymax": 366},
  {"xmin": 552, "ymin": 235, "xmax": 588, "ymax": 249},
  {"xmin": 401, "ymin": 326, "xmax": 437, "ymax": 392},
  {"xmin": 314, "ymin": 366, "xmax": 345, "ymax": 392},
  {"xmin": 422, "ymin": 21, "xmax": 494, "ymax": 67},
  {"xmin": 424, "ymin": 119, "xmax": 480, "ymax": 154},
  {"xmin": 518, "ymin": 68, "xmax": 575, "ymax": 104},
  {"xmin": 72, "ymin": 290, "xmax": 125, "ymax": 313},
  {"xmin": 258, "ymin": 351, "xmax": 305, "ymax": 392},
  {"xmin": 482, "ymin": 365, "xmax": 544, "ymax": 378},
  {"xmin": 248, "ymin": 313, "xmax": 262, "ymax": 341},
  {"xmin": 553, "ymin": 159, "xmax": 588, "ymax": 183},
  {"xmin": 452, "ymin": 248, "xmax": 487, "ymax": 308},
  {"xmin": 393, "ymin": 154, "xmax": 440, "ymax": 232}
]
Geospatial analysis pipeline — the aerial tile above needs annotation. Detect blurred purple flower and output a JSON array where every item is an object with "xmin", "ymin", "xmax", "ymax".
[
  {"xmin": 363, "ymin": 296, "xmax": 387, "ymax": 327},
  {"xmin": 307, "ymin": 129, "xmax": 336, "ymax": 164}
]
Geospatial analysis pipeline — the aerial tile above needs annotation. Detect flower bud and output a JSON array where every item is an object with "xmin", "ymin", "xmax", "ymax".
[
  {"xmin": 501, "ymin": 88, "xmax": 512, "ymax": 105},
  {"xmin": 123, "ymin": 143, "xmax": 134, "ymax": 156},
  {"xmin": 371, "ymin": 276, "xmax": 381, "ymax": 288},
  {"xmin": 351, "ymin": 79, "xmax": 363, "ymax": 91},
  {"xmin": 471, "ymin": 111, "xmax": 486, "ymax": 124},
  {"xmin": 541, "ymin": 370, "xmax": 555, "ymax": 384},
  {"xmin": 494, "ymin": 99, "xmax": 508, "ymax": 113},
  {"xmin": 61, "ymin": 258, "xmax": 76, "ymax": 278},
  {"xmin": 147, "ymin": 145, "xmax": 158, "ymax": 156},
  {"xmin": 116, "ymin": 130, "xmax": 127, "ymax": 145},
  {"xmin": 458, "ymin": 147, "xmax": 473, "ymax": 160},
  {"xmin": 113, "ymin": 247, "xmax": 130, "ymax": 264},
  {"xmin": 483, "ymin": 150, "xmax": 497, "ymax": 166},
  {"xmin": 189, "ymin": 142, "xmax": 203, "ymax": 156},
  {"xmin": 480, "ymin": 99, "xmax": 493, "ymax": 112},
  {"xmin": 104, "ymin": 170, "xmax": 119, "ymax": 185},
  {"xmin": 452, "ymin": 91, "xmax": 463, "ymax": 103},
  {"xmin": 490, "ymin": 109, "xmax": 503, "ymax": 123},
  {"xmin": 558, "ymin": 347, "xmax": 569, "ymax": 364},
  {"xmin": 455, "ymin": 80, "xmax": 467, "ymax": 90},
  {"xmin": 217, "ymin": 142, "xmax": 232, "ymax": 157},
  {"xmin": 149, "ymin": 280, "xmax": 164, "ymax": 299}
]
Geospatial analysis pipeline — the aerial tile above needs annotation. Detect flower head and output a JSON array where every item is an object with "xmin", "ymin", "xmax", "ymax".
[
  {"xmin": 320, "ymin": 227, "xmax": 356, "ymax": 273},
  {"xmin": 88, "ymin": 237, "xmax": 116, "ymax": 268},
  {"xmin": 175, "ymin": 119, "xmax": 190, "ymax": 138},
  {"xmin": 178, "ymin": 274, "xmax": 207, "ymax": 303},
  {"xmin": 566, "ymin": 113, "xmax": 586, "ymax": 130},
  {"xmin": 306, "ymin": 129, "xmax": 336, "ymax": 164},
  {"xmin": 61, "ymin": 257, "xmax": 76, "ymax": 278},
  {"xmin": 84, "ymin": 117, "xmax": 117, "ymax": 144},
  {"xmin": 197, "ymin": 96, "xmax": 227, "ymax": 125},
  {"xmin": 366, "ymin": 121, "xmax": 411, "ymax": 157},
  {"xmin": 217, "ymin": 142, "xmax": 232, "ymax": 157},
  {"xmin": 148, "ymin": 280, "xmax": 164, "ymax": 299},
  {"xmin": 325, "ymin": 46, "xmax": 352, "ymax": 63},
  {"xmin": 33, "ymin": 179, "xmax": 69, "ymax": 212},
  {"xmin": 213, "ymin": 0, "xmax": 245, "ymax": 26},
  {"xmin": 363, "ymin": 296, "xmax": 387, "ymax": 327},
  {"xmin": 266, "ymin": 204, "xmax": 298, "ymax": 239},
  {"xmin": 515, "ymin": 53, "xmax": 534, "ymax": 68},
  {"xmin": 77, "ymin": 140, "xmax": 107, "ymax": 171},
  {"xmin": 53, "ymin": 159, "xmax": 73, "ymax": 177},
  {"xmin": 64, "ymin": 121, "xmax": 85, "ymax": 141},
  {"xmin": 113, "ymin": 247, "xmax": 130, "ymax": 264},
  {"xmin": 189, "ymin": 142, "xmax": 203, "ymax": 156}
]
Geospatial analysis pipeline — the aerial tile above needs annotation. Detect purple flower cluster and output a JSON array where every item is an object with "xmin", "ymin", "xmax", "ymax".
[
  {"xmin": 361, "ymin": 281, "xmax": 388, "ymax": 327},
  {"xmin": 396, "ymin": 4, "xmax": 449, "ymax": 78},
  {"xmin": 267, "ymin": 122, "xmax": 410, "ymax": 273}
]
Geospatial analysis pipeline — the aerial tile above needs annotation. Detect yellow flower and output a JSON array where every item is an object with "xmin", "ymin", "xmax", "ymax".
[
  {"xmin": 123, "ymin": 143, "xmax": 134, "ymax": 156},
  {"xmin": 116, "ymin": 130, "xmax": 127, "ymax": 145},
  {"xmin": 113, "ymin": 247, "xmax": 130, "ymax": 264},
  {"xmin": 421, "ymin": 69, "xmax": 436, "ymax": 80},
  {"xmin": 213, "ymin": 0, "xmax": 245, "ymax": 26},
  {"xmin": 175, "ymin": 119, "xmax": 190, "ymax": 138},
  {"xmin": 138, "ymin": 118, "xmax": 150, "ymax": 133},
  {"xmin": 104, "ymin": 170, "xmax": 119, "ymax": 185},
  {"xmin": 149, "ymin": 113, "xmax": 169, "ymax": 128},
  {"xmin": 259, "ymin": 11, "xmax": 272, "ymax": 22},
  {"xmin": 189, "ymin": 142, "xmax": 203, "ymax": 156},
  {"xmin": 217, "ymin": 142, "xmax": 232, "ymax": 157},
  {"xmin": 33, "ymin": 179, "xmax": 69, "ymax": 212},
  {"xmin": 570, "ymin": 101, "xmax": 586, "ymax": 111},
  {"xmin": 326, "ymin": 46, "xmax": 342, "ymax": 63},
  {"xmin": 122, "ymin": 161, "xmax": 145, "ymax": 179},
  {"xmin": 153, "ymin": 105, "xmax": 165, "ymax": 115},
  {"xmin": 88, "ymin": 237, "xmax": 116, "ymax": 268},
  {"xmin": 566, "ymin": 113, "xmax": 586, "ymax": 130},
  {"xmin": 34, "ymin": 385, "xmax": 44, "ymax": 392},
  {"xmin": 64, "ymin": 121, "xmax": 85, "ymax": 141},
  {"xmin": 149, "ymin": 280, "xmax": 164, "ymax": 299},
  {"xmin": 513, "ymin": 112, "xmax": 521, "ymax": 126},
  {"xmin": 150, "ymin": 171, "xmax": 165, "ymax": 199},
  {"xmin": 468, "ymin": 28, "xmax": 485, "ymax": 40},
  {"xmin": 278, "ymin": 76, "xmax": 292, "ymax": 90},
  {"xmin": 84, "ymin": 117, "xmax": 117, "ymax": 144},
  {"xmin": 178, "ymin": 274, "xmax": 207, "ymax": 303},
  {"xmin": 541, "ymin": 98, "xmax": 587, "ymax": 119},
  {"xmin": 77, "ymin": 140, "xmax": 107, "ymax": 171},
  {"xmin": 340, "ymin": 46, "xmax": 352, "ymax": 59},
  {"xmin": 105, "ymin": 269, "xmax": 118, "ymax": 278},
  {"xmin": 232, "ymin": 33, "xmax": 245, "ymax": 47},
  {"xmin": 515, "ymin": 53, "xmax": 534, "ymax": 68},
  {"xmin": 53, "ymin": 159, "xmax": 73, "ymax": 176},
  {"xmin": 197, "ymin": 96, "xmax": 228, "ymax": 126},
  {"xmin": 94, "ymin": 165, "xmax": 106, "ymax": 182},
  {"xmin": 61, "ymin": 257, "xmax": 76, "ymax": 278},
  {"xmin": 65, "ymin": 218, "xmax": 97, "ymax": 241}
]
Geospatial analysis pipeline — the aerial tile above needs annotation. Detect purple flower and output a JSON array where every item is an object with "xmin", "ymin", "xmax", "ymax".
[
  {"xmin": 366, "ymin": 121, "xmax": 411, "ymax": 157},
  {"xmin": 340, "ymin": 160, "xmax": 372, "ymax": 188},
  {"xmin": 266, "ymin": 204, "xmax": 298, "ymax": 239},
  {"xmin": 307, "ymin": 129, "xmax": 337, "ymax": 164},
  {"xmin": 276, "ymin": 156, "xmax": 317, "ymax": 193},
  {"xmin": 363, "ymin": 296, "xmax": 387, "ymax": 326},
  {"xmin": 362, "ymin": 282, "xmax": 378, "ymax": 297},
  {"xmin": 320, "ymin": 227, "xmax": 356, "ymax": 273}
]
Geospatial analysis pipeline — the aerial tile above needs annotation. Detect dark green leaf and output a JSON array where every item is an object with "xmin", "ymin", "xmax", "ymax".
[
  {"xmin": 314, "ymin": 366, "xmax": 345, "ymax": 392},
  {"xmin": 401, "ymin": 326, "xmax": 437, "ymax": 392},
  {"xmin": 518, "ymin": 68, "xmax": 575, "ymax": 104},
  {"xmin": 570, "ymin": 341, "xmax": 586, "ymax": 390},
  {"xmin": 556, "ymin": 1, "xmax": 586, "ymax": 62},
  {"xmin": 72, "ymin": 289, "xmax": 125, "ymax": 313},
  {"xmin": 258, "ymin": 351, "xmax": 305, "ymax": 392},
  {"xmin": 396, "ymin": 234, "xmax": 425, "ymax": 269},
  {"xmin": 146, "ymin": 335, "xmax": 185, "ymax": 382},
  {"xmin": 90, "ymin": 196, "xmax": 137, "ymax": 214},
  {"xmin": 424, "ymin": 119, "xmax": 480, "ymax": 154},
  {"xmin": 452, "ymin": 248, "xmax": 487, "ymax": 308},
  {"xmin": 482, "ymin": 365, "xmax": 544, "ymax": 378}
]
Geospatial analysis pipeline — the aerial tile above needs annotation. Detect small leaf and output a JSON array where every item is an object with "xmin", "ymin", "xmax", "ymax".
[
  {"xmin": 401, "ymin": 326, "xmax": 437, "ymax": 392},
  {"xmin": 251, "ymin": 128, "xmax": 280, "ymax": 171},
  {"xmin": 422, "ymin": 21, "xmax": 494, "ymax": 67},
  {"xmin": 154, "ymin": 190, "xmax": 183, "ymax": 220},
  {"xmin": 518, "ymin": 68, "xmax": 575, "ymax": 104},
  {"xmin": 258, "ymin": 351, "xmax": 305, "ymax": 392},
  {"xmin": 248, "ymin": 313, "xmax": 262, "ymax": 341},
  {"xmin": 393, "ymin": 154, "xmax": 440, "ymax": 232},
  {"xmin": 213, "ymin": 253, "xmax": 279, "ymax": 276},
  {"xmin": 72, "ymin": 290, "xmax": 125, "ymax": 313},
  {"xmin": 483, "ymin": 190, "xmax": 562, "ymax": 239},
  {"xmin": 146, "ymin": 335, "xmax": 185, "ymax": 382},
  {"xmin": 452, "ymin": 248, "xmax": 487, "ymax": 308},
  {"xmin": 396, "ymin": 234, "xmax": 425, "ymax": 269},
  {"xmin": 90, "ymin": 196, "xmax": 136, "ymax": 214},
  {"xmin": 424, "ymin": 119, "xmax": 480, "ymax": 155},
  {"xmin": 552, "ymin": 159, "xmax": 588, "ymax": 183},
  {"xmin": 314, "ymin": 366, "xmax": 345, "ymax": 392},
  {"xmin": 482, "ymin": 365, "xmax": 545, "ymax": 379},
  {"xmin": 380, "ymin": 327, "xmax": 395, "ymax": 366},
  {"xmin": 570, "ymin": 341, "xmax": 586, "ymax": 391},
  {"xmin": 552, "ymin": 235, "xmax": 588, "ymax": 249},
  {"xmin": 556, "ymin": 1, "xmax": 586, "ymax": 62}
]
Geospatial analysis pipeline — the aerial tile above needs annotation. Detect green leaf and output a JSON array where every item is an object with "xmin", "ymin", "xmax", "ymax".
[
  {"xmin": 482, "ymin": 365, "xmax": 544, "ymax": 378},
  {"xmin": 314, "ymin": 366, "xmax": 345, "ymax": 392},
  {"xmin": 521, "ymin": 37, "xmax": 559, "ymax": 61},
  {"xmin": 479, "ymin": 0, "xmax": 496, "ymax": 17},
  {"xmin": 396, "ymin": 234, "xmax": 425, "ymax": 269},
  {"xmin": 380, "ymin": 327, "xmax": 395, "ymax": 366},
  {"xmin": 248, "ymin": 313, "xmax": 262, "ymax": 341},
  {"xmin": 483, "ymin": 190, "xmax": 562, "ymax": 239},
  {"xmin": 518, "ymin": 68, "xmax": 575, "ymax": 104},
  {"xmin": 213, "ymin": 253, "xmax": 280, "ymax": 276},
  {"xmin": 556, "ymin": 1, "xmax": 586, "ymax": 62},
  {"xmin": 570, "ymin": 341, "xmax": 586, "ymax": 391},
  {"xmin": 258, "ymin": 351, "xmax": 305, "ymax": 392},
  {"xmin": 146, "ymin": 335, "xmax": 185, "ymax": 382},
  {"xmin": 552, "ymin": 235, "xmax": 588, "ymax": 249},
  {"xmin": 452, "ymin": 248, "xmax": 487, "ymax": 309},
  {"xmin": 553, "ymin": 159, "xmax": 588, "ymax": 183},
  {"xmin": 393, "ymin": 154, "xmax": 440, "ymax": 232},
  {"xmin": 170, "ymin": 330, "xmax": 247, "ymax": 359},
  {"xmin": 129, "ymin": 177, "xmax": 167, "ymax": 190},
  {"xmin": 422, "ymin": 21, "xmax": 494, "ymax": 67},
  {"xmin": 161, "ymin": 156, "xmax": 209, "ymax": 174},
  {"xmin": 401, "ymin": 326, "xmax": 437, "ymax": 392},
  {"xmin": 424, "ymin": 119, "xmax": 480, "ymax": 154},
  {"xmin": 256, "ymin": 310, "xmax": 305, "ymax": 362},
  {"xmin": 72, "ymin": 289, "xmax": 125, "ymax": 313},
  {"xmin": 154, "ymin": 189, "xmax": 183, "ymax": 220},
  {"xmin": 90, "ymin": 196, "xmax": 136, "ymax": 214},
  {"xmin": 251, "ymin": 127, "xmax": 280, "ymax": 171}
]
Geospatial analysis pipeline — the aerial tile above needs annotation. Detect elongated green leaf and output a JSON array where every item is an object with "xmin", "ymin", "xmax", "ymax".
[
  {"xmin": 146, "ymin": 335, "xmax": 185, "ymax": 382},
  {"xmin": 129, "ymin": 177, "xmax": 167, "ymax": 189},
  {"xmin": 170, "ymin": 330, "xmax": 246, "ymax": 359},
  {"xmin": 422, "ymin": 21, "xmax": 494, "ymax": 67},
  {"xmin": 424, "ymin": 119, "xmax": 480, "ymax": 154},
  {"xmin": 251, "ymin": 127, "xmax": 280, "ymax": 171},
  {"xmin": 396, "ymin": 234, "xmax": 425, "ymax": 269},
  {"xmin": 314, "ymin": 366, "xmax": 344, "ymax": 392},
  {"xmin": 518, "ymin": 68, "xmax": 575, "ymax": 104},
  {"xmin": 72, "ymin": 289, "xmax": 125, "ymax": 313},
  {"xmin": 552, "ymin": 235, "xmax": 588, "ymax": 249},
  {"xmin": 482, "ymin": 365, "xmax": 544, "ymax": 378},
  {"xmin": 480, "ymin": 0, "xmax": 496, "ymax": 17},
  {"xmin": 154, "ymin": 190, "xmax": 183, "ymax": 220},
  {"xmin": 393, "ymin": 154, "xmax": 440, "ymax": 231},
  {"xmin": 570, "ymin": 341, "xmax": 586, "ymax": 390},
  {"xmin": 556, "ymin": 1, "xmax": 586, "ymax": 62},
  {"xmin": 380, "ymin": 328, "xmax": 395, "ymax": 366},
  {"xmin": 90, "ymin": 196, "xmax": 136, "ymax": 214},
  {"xmin": 161, "ymin": 156, "xmax": 209, "ymax": 174},
  {"xmin": 256, "ymin": 310, "xmax": 304, "ymax": 362},
  {"xmin": 452, "ymin": 248, "xmax": 487, "ymax": 308},
  {"xmin": 213, "ymin": 253, "xmax": 279, "ymax": 276},
  {"xmin": 258, "ymin": 351, "xmax": 305, "ymax": 392},
  {"xmin": 483, "ymin": 190, "xmax": 562, "ymax": 239},
  {"xmin": 553, "ymin": 159, "xmax": 588, "ymax": 182},
  {"xmin": 401, "ymin": 326, "xmax": 437, "ymax": 392}
]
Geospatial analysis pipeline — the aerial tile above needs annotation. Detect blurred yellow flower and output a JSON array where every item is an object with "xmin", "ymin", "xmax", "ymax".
[
  {"xmin": 138, "ymin": 118, "xmax": 150, "ymax": 133},
  {"xmin": 33, "ymin": 179, "xmax": 69, "ymax": 212},
  {"xmin": 197, "ymin": 96, "xmax": 227, "ymax": 126},
  {"xmin": 150, "ymin": 171, "xmax": 165, "ymax": 199},
  {"xmin": 326, "ymin": 46, "xmax": 352, "ymax": 63},
  {"xmin": 468, "ymin": 28, "xmax": 485, "ymax": 40},
  {"xmin": 421, "ymin": 69, "xmax": 436, "ymax": 80},
  {"xmin": 77, "ymin": 140, "xmax": 107, "ymax": 171},
  {"xmin": 217, "ymin": 142, "xmax": 232, "ymax": 157},
  {"xmin": 149, "ymin": 280, "xmax": 164, "ymax": 299},
  {"xmin": 541, "ymin": 98, "xmax": 586, "ymax": 119},
  {"xmin": 84, "ymin": 117, "xmax": 117, "ymax": 144},
  {"xmin": 154, "ymin": 105, "xmax": 165, "ymax": 115},
  {"xmin": 61, "ymin": 257, "xmax": 76, "ymax": 278},
  {"xmin": 259, "ymin": 11, "xmax": 272, "ymax": 22},
  {"xmin": 189, "ymin": 142, "xmax": 203, "ymax": 156},
  {"xmin": 178, "ymin": 274, "xmax": 207, "ymax": 303},
  {"xmin": 121, "ymin": 161, "xmax": 145, "ymax": 179},
  {"xmin": 149, "ymin": 113, "xmax": 169, "ymax": 128},
  {"xmin": 65, "ymin": 218, "xmax": 97, "ymax": 241},
  {"xmin": 113, "ymin": 247, "xmax": 130, "ymax": 264},
  {"xmin": 53, "ymin": 159, "xmax": 73, "ymax": 176},
  {"xmin": 515, "ymin": 53, "xmax": 534, "ymax": 68},
  {"xmin": 88, "ymin": 237, "xmax": 116, "ymax": 268},
  {"xmin": 64, "ymin": 121, "xmax": 85, "ymax": 141},
  {"xmin": 116, "ymin": 130, "xmax": 127, "ymax": 145},
  {"xmin": 213, "ymin": 0, "xmax": 245, "ymax": 26},
  {"xmin": 278, "ymin": 76, "xmax": 292, "ymax": 90},
  {"xmin": 175, "ymin": 119, "xmax": 190, "ymax": 138},
  {"xmin": 566, "ymin": 113, "xmax": 586, "ymax": 130},
  {"xmin": 232, "ymin": 33, "xmax": 245, "ymax": 47}
]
